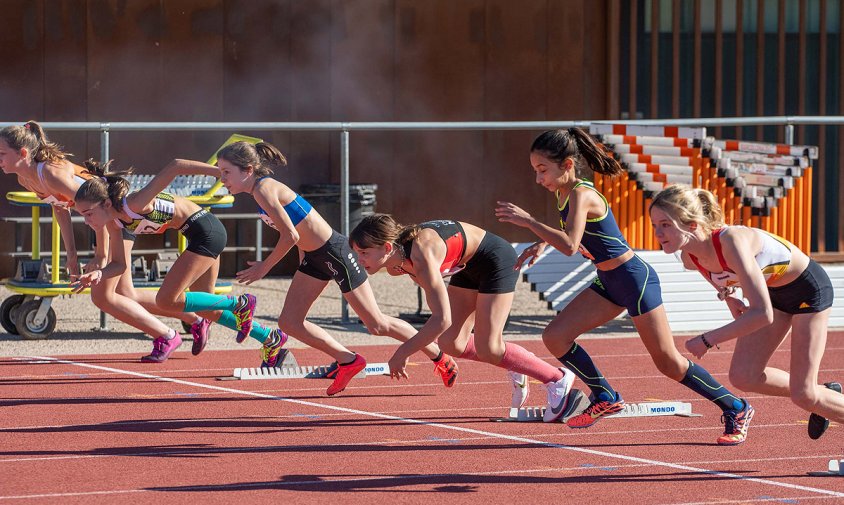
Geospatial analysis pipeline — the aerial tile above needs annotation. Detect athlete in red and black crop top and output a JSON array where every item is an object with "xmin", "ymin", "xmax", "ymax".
[{"xmin": 399, "ymin": 220, "xmax": 467, "ymax": 276}]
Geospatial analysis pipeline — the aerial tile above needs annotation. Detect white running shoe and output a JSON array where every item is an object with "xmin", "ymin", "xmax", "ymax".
[
  {"xmin": 508, "ymin": 371, "xmax": 529, "ymax": 409},
  {"xmin": 543, "ymin": 367, "xmax": 576, "ymax": 422}
]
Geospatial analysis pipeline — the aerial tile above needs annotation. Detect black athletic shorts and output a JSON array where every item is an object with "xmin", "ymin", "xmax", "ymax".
[
  {"xmin": 299, "ymin": 230, "xmax": 367, "ymax": 293},
  {"xmin": 768, "ymin": 259, "xmax": 834, "ymax": 314},
  {"xmin": 448, "ymin": 232, "xmax": 519, "ymax": 294},
  {"xmin": 179, "ymin": 209, "xmax": 227, "ymax": 259}
]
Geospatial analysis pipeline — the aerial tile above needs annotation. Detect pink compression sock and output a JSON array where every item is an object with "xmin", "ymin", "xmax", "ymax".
[
  {"xmin": 459, "ymin": 336, "xmax": 562, "ymax": 384},
  {"xmin": 500, "ymin": 342, "xmax": 563, "ymax": 383}
]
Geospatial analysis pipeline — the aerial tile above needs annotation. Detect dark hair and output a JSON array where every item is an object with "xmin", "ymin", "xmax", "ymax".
[
  {"xmin": 74, "ymin": 159, "xmax": 134, "ymax": 211},
  {"xmin": 0, "ymin": 120, "xmax": 70, "ymax": 163},
  {"xmin": 530, "ymin": 127, "xmax": 623, "ymax": 176},
  {"xmin": 216, "ymin": 141, "xmax": 288, "ymax": 177},
  {"xmin": 349, "ymin": 213, "xmax": 420, "ymax": 249}
]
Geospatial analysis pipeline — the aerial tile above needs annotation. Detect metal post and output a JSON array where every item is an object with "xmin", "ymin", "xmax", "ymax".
[
  {"xmin": 340, "ymin": 129, "xmax": 350, "ymax": 323},
  {"xmin": 256, "ymin": 218, "xmax": 263, "ymax": 261},
  {"xmin": 98, "ymin": 125, "xmax": 110, "ymax": 331},
  {"xmin": 784, "ymin": 124, "xmax": 794, "ymax": 145}
]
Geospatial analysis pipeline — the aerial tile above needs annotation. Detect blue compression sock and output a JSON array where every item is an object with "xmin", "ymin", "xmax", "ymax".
[
  {"xmin": 216, "ymin": 310, "xmax": 272, "ymax": 344},
  {"xmin": 558, "ymin": 343, "xmax": 617, "ymax": 402},
  {"xmin": 680, "ymin": 360, "xmax": 745, "ymax": 412}
]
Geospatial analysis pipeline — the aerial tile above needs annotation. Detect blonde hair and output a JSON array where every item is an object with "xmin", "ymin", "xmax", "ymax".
[{"xmin": 650, "ymin": 184, "xmax": 724, "ymax": 234}]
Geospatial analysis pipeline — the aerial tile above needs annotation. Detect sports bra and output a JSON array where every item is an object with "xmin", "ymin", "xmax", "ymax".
[
  {"xmin": 115, "ymin": 192, "xmax": 176, "ymax": 235},
  {"xmin": 401, "ymin": 220, "xmax": 467, "ymax": 276},
  {"xmin": 33, "ymin": 161, "xmax": 91, "ymax": 208},
  {"xmin": 255, "ymin": 178, "xmax": 313, "ymax": 229},
  {"xmin": 688, "ymin": 226, "xmax": 793, "ymax": 291},
  {"xmin": 557, "ymin": 180, "xmax": 630, "ymax": 263}
]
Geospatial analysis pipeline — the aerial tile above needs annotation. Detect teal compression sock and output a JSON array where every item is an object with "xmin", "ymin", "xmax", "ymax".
[
  {"xmin": 216, "ymin": 310, "xmax": 272, "ymax": 344},
  {"xmin": 184, "ymin": 292, "xmax": 239, "ymax": 313}
]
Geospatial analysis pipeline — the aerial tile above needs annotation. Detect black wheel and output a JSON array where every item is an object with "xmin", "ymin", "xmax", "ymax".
[
  {"xmin": 0, "ymin": 295, "xmax": 25, "ymax": 335},
  {"xmin": 14, "ymin": 300, "xmax": 57, "ymax": 340}
]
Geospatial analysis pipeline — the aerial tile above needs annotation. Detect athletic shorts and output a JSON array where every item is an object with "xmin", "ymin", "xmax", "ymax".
[
  {"xmin": 589, "ymin": 254, "xmax": 663, "ymax": 317},
  {"xmin": 121, "ymin": 228, "xmax": 137, "ymax": 242},
  {"xmin": 768, "ymin": 259, "xmax": 834, "ymax": 314},
  {"xmin": 179, "ymin": 209, "xmax": 227, "ymax": 259},
  {"xmin": 299, "ymin": 230, "xmax": 367, "ymax": 293},
  {"xmin": 449, "ymin": 232, "xmax": 519, "ymax": 294}
]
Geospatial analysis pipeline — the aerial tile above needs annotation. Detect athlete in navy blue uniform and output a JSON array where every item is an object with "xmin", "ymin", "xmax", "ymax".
[
  {"xmin": 496, "ymin": 128, "xmax": 753, "ymax": 445},
  {"xmin": 211, "ymin": 141, "xmax": 458, "ymax": 396}
]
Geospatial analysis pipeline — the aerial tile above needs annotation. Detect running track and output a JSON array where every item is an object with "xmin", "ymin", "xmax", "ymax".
[{"xmin": 2, "ymin": 332, "xmax": 844, "ymax": 504}]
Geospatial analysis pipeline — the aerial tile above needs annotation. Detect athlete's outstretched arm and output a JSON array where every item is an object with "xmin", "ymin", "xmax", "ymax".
[
  {"xmin": 236, "ymin": 182, "xmax": 299, "ymax": 285},
  {"xmin": 387, "ymin": 240, "xmax": 451, "ymax": 379},
  {"xmin": 131, "ymin": 159, "xmax": 219, "ymax": 208}
]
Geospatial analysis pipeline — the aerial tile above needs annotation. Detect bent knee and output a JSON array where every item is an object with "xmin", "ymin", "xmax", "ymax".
[
  {"xmin": 728, "ymin": 369, "xmax": 761, "ymax": 392},
  {"xmin": 155, "ymin": 291, "xmax": 180, "ymax": 311},
  {"xmin": 790, "ymin": 386, "xmax": 820, "ymax": 412}
]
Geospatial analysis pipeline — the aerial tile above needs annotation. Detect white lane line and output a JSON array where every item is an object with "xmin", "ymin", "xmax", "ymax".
[{"xmin": 7, "ymin": 355, "xmax": 844, "ymax": 500}]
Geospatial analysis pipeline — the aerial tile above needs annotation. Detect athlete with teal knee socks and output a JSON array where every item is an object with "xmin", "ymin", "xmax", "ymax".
[{"xmin": 71, "ymin": 157, "xmax": 280, "ymax": 363}]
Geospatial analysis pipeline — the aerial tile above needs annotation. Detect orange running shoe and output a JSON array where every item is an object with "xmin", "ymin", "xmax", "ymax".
[
  {"xmin": 566, "ymin": 393, "xmax": 625, "ymax": 428},
  {"xmin": 433, "ymin": 353, "xmax": 458, "ymax": 387},
  {"xmin": 326, "ymin": 354, "xmax": 367, "ymax": 396},
  {"xmin": 717, "ymin": 402, "xmax": 754, "ymax": 446}
]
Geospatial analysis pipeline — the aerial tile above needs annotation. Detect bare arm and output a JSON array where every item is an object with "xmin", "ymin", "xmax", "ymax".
[
  {"xmin": 496, "ymin": 187, "xmax": 594, "ymax": 257},
  {"xmin": 131, "ymin": 159, "xmax": 219, "ymax": 208},
  {"xmin": 699, "ymin": 230, "xmax": 774, "ymax": 346},
  {"xmin": 235, "ymin": 182, "xmax": 299, "ymax": 284},
  {"xmin": 388, "ymin": 237, "xmax": 451, "ymax": 377}
]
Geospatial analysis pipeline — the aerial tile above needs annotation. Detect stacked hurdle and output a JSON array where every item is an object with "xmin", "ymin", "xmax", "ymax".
[
  {"xmin": 589, "ymin": 124, "xmax": 817, "ymax": 251},
  {"xmin": 705, "ymin": 139, "xmax": 817, "ymax": 253}
]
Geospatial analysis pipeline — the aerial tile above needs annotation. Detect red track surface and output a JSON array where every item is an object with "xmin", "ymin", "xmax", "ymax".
[{"xmin": 2, "ymin": 332, "xmax": 844, "ymax": 504}]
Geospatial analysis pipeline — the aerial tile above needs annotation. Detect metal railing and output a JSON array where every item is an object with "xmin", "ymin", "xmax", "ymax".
[{"xmin": 2, "ymin": 116, "xmax": 839, "ymax": 319}]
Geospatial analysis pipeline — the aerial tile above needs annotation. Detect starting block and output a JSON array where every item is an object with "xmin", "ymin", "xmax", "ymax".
[
  {"xmin": 494, "ymin": 389, "xmax": 591, "ymax": 423},
  {"xmin": 227, "ymin": 361, "xmax": 389, "ymax": 381},
  {"xmin": 828, "ymin": 460, "xmax": 844, "ymax": 475},
  {"xmin": 496, "ymin": 393, "xmax": 698, "ymax": 422}
]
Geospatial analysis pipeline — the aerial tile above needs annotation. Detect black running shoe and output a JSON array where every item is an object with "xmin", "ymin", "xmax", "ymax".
[{"xmin": 808, "ymin": 382, "xmax": 842, "ymax": 440}]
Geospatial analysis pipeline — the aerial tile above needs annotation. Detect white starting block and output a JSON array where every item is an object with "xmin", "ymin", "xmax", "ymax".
[
  {"xmin": 498, "ymin": 395, "xmax": 698, "ymax": 423},
  {"xmin": 828, "ymin": 460, "xmax": 844, "ymax": 475},
  {"xmin": 228, "ymin": 361, "xmax": 390, "ymax": 381}
]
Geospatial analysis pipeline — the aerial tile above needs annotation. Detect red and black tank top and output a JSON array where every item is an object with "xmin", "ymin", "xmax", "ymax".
[{"xmin": 401, "ymin": 220, "xmax": 467, "ymax": 276}]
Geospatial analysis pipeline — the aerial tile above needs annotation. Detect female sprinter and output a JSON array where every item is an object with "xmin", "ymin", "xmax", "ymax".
[
  {"xmin": 650, "ymin": 184, "xmax": 842, "ymax": 440},
  {"xmin": 350, "ymin": 214, "xmax": 579, "ymax": 423},
  {"xmin": 70, "ymin": 159, "xmax": 280, "ymax": 364},
  {"xmin": 0, "ymin": 121, "xmax": 104, "ymax": 277},
  {"xmin": 210, "ymin": 141, "xmax": 458, "ymax": 396},
  {"xmin": 0, "ymin": 122, "xmax": 219, "ymax": 350},
  {"xmin": 496, "ymin": 128, "xmax": 754, "ymax": 445}
]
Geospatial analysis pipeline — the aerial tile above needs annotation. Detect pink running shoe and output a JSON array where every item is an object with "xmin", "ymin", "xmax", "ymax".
[
  {"xmin": 141, "ymin": 333, "xmax": 183, "ymax": 363},
  {"xmin": 326, "ymin": 354, "xmax": 367, "ymax": 396},
  {"xmin": 190, "ymin": 318, "xmax": 211, "ymax": 356},
  {"xmin": 566, "ymin": 393, "xmax": 625, "ymax": 428},
  {"xmin": 233, "ymin": 294, "xmax": 257, "ymax": 343}
]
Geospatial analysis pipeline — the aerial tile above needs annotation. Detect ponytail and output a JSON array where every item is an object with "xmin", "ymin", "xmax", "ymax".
[
  {"xmin": 0, "ymin": 120, "xmax": 70, "ymax": 163},
  {"xmin": 650, "ymin": 184, "xmax": 724, "ymax": 234},
  {"xmin": 217, "ymin": 141, "xmax": 288, "ymax": 177},
  {"xmin": 349, "ymin": 213, "xmax": 418, "ymax": 249},
  {"xmin": 530, "ymin": 128, "xmax": 623, "ymax": 177},
  {"xmin": 75, "ymin": 159, "xmax": 133, "ymax": 211}
]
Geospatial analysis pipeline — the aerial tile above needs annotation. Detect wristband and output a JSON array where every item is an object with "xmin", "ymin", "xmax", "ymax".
[{"xmin": 700, "ymin": 333, "xmax": 719, "ymax": 350}]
